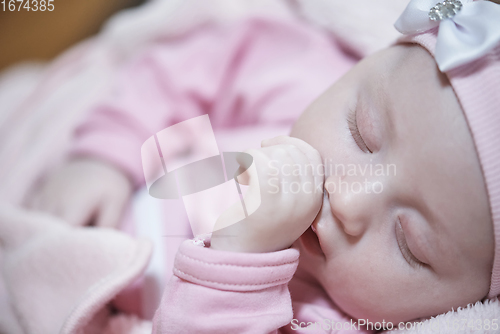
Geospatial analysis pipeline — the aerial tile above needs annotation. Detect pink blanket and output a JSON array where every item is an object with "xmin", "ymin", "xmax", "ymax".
[{"xmin": 0, "ymin": 203, "xmax": 153, "ymax": 334}]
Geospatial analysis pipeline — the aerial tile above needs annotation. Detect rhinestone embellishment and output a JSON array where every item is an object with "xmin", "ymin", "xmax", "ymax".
[{"xmin": 429, "ymin": 0, "xmax": 463, "ymax": 21}]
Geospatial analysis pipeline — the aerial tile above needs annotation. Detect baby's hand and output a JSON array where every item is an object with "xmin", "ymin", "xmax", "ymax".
[
  {"xmin": 27, "ymin": 158, "xmax": 133, "ymax": 228},
  {"xmin": 211, "ymin": 136, "xmax": 324, "ymax": 253}
]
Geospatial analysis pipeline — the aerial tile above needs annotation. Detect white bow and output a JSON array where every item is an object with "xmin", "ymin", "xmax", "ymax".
[{"xmin": 395, "ymin": 0, "xmax": 500, "ymax": 71}]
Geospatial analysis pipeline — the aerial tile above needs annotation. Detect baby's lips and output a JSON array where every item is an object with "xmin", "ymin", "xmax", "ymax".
[{"xmin": 311, "ymin": 223, "xmax": 318, "ymax": 234}]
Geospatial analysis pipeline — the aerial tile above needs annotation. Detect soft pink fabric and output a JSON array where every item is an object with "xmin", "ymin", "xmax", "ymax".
[
  {"xmin": 0, "ymin": 0, "xmax": 497, "ymax": 331},
  {"xmin": 399, "ymin": 29, "xmax": 500, "ymax": 298},
  {"xmin": 70, "ymin": 18, "xmax": 358, "ymax": 187},
  {"xmin": 0, "ymin": 0, "xmax": 404, "ymax": 207},
  {"xmin": 0, "ymin": 203, "xmax": 152, "ymax": 334},
  {"xmin": 152, "ymin": 240, "xmax": 373, "ymax": 334}
]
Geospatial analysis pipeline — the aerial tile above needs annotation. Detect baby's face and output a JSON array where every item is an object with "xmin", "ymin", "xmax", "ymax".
[{"xmin": 290, "ymin": 44, "xmax": 494, "ymax": 323}]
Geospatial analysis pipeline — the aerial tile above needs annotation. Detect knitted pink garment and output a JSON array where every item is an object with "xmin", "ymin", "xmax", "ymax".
[{"xmin": 400, "ymin": 31, "xmax": 500, "ymax": 298}]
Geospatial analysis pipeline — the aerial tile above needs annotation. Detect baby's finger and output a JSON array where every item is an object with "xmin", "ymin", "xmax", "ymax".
[
  {"xmin": 95, "ymin": 201, "xmax": 122, "ymax": 229},
  {"xmin": 60, "ymin": 199, "xmax": 97, "ymax": 227},
  {"xmin": 263, "ymin": 136, "xmax": 324, "ymax": 188},
  {"xmin": 262, "ymin": 136, "xmax": 323, "ymax": 167},
  {"xmin": 282, "ymin": 144, "xmax": 313, "ymax": 183}
]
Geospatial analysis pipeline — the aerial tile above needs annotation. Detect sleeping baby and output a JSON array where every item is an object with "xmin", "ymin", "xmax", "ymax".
[{"xmin": 29, "ymin": 0, "xmax": 500, "ymax": 332}]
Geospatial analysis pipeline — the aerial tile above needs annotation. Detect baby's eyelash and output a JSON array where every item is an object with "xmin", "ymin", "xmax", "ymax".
[
  {"xmin": 347, "ymin": 108, "xmax": 372, "ymax": 154},
  {"xmin": 396, "ymin": 218, "xmax": 424, "ymax": 269}
]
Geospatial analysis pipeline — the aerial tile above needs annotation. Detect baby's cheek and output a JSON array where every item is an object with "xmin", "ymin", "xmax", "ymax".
[{"xmin": 322, "ymin": 252, "xmax": 412, "ymax": 323}]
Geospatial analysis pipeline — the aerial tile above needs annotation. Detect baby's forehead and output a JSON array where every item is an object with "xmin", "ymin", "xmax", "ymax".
[
  {"xmin": 359, "ymin": 45, "xmax": 462, "ymax": 132},
  {"xmin": 360, "ymin": 45, "xmax": 437, "ymax": 88}
]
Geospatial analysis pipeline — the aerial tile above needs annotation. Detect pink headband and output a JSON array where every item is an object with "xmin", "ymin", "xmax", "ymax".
[{"xmin": 394, "ymin": 0, "xmax": 500, "ymax": 297}]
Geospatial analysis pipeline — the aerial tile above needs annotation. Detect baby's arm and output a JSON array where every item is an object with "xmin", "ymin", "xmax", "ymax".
[{"xmin": 153, "ymin": 136, "xmax": 325, "ymax": 333}]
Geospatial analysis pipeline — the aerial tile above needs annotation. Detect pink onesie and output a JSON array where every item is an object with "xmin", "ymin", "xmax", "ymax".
[{"xmin": 71, "ymin": 16, "xmax": 371, "ymax": 333}]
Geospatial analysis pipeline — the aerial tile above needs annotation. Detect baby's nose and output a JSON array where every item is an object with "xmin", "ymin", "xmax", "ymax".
[{"xmin": 324, "ymin": 175, "xmax": 379, "ymax": 237}]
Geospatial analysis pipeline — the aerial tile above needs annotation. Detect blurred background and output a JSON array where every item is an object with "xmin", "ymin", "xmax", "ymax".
[
  {"xmin": 0, "ymin": 0, "xmax": 145, "ymax": 71},
  {"xmin": 0, "ymin": 0, "xmax": 406, "ymax": 206}
]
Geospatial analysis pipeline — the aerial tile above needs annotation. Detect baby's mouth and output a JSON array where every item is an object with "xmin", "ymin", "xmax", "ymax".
[
  {"xmin": 300, "ymin": 226, "xmax": 324, "ymax": 257},
  {"xmin": 312, "ymin": 190, "xmax": 334, "ymax": 251},
  {"xmin": 311, "ymin": 189, "xmax": 329, "ymax": 231},
  {"xmin": 300, "ymin": 190, "xmax": 330, "ymax": 257}
]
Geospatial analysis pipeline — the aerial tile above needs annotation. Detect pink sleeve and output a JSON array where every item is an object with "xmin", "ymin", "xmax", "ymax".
[
  {"xmin": 152, "ymin": 240, "xmax": 300, "ymax": 334},
  {"xmin": 152, "ymin": 241, "xmax": 374, "ymax": 334},
  {"xmin": 70, "ymin": 18, "xmax": 357, "ymax": 186}
]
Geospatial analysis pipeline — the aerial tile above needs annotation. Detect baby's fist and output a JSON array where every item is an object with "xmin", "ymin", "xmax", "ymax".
[{"xmin": 211, "ymin": 136, "xmax": 324, "ymax": 253}]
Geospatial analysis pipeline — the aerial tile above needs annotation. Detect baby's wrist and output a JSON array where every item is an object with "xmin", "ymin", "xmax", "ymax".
[{"xmin": 210, "ymin": 229, "xmax": 253, "ymax": 253}]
